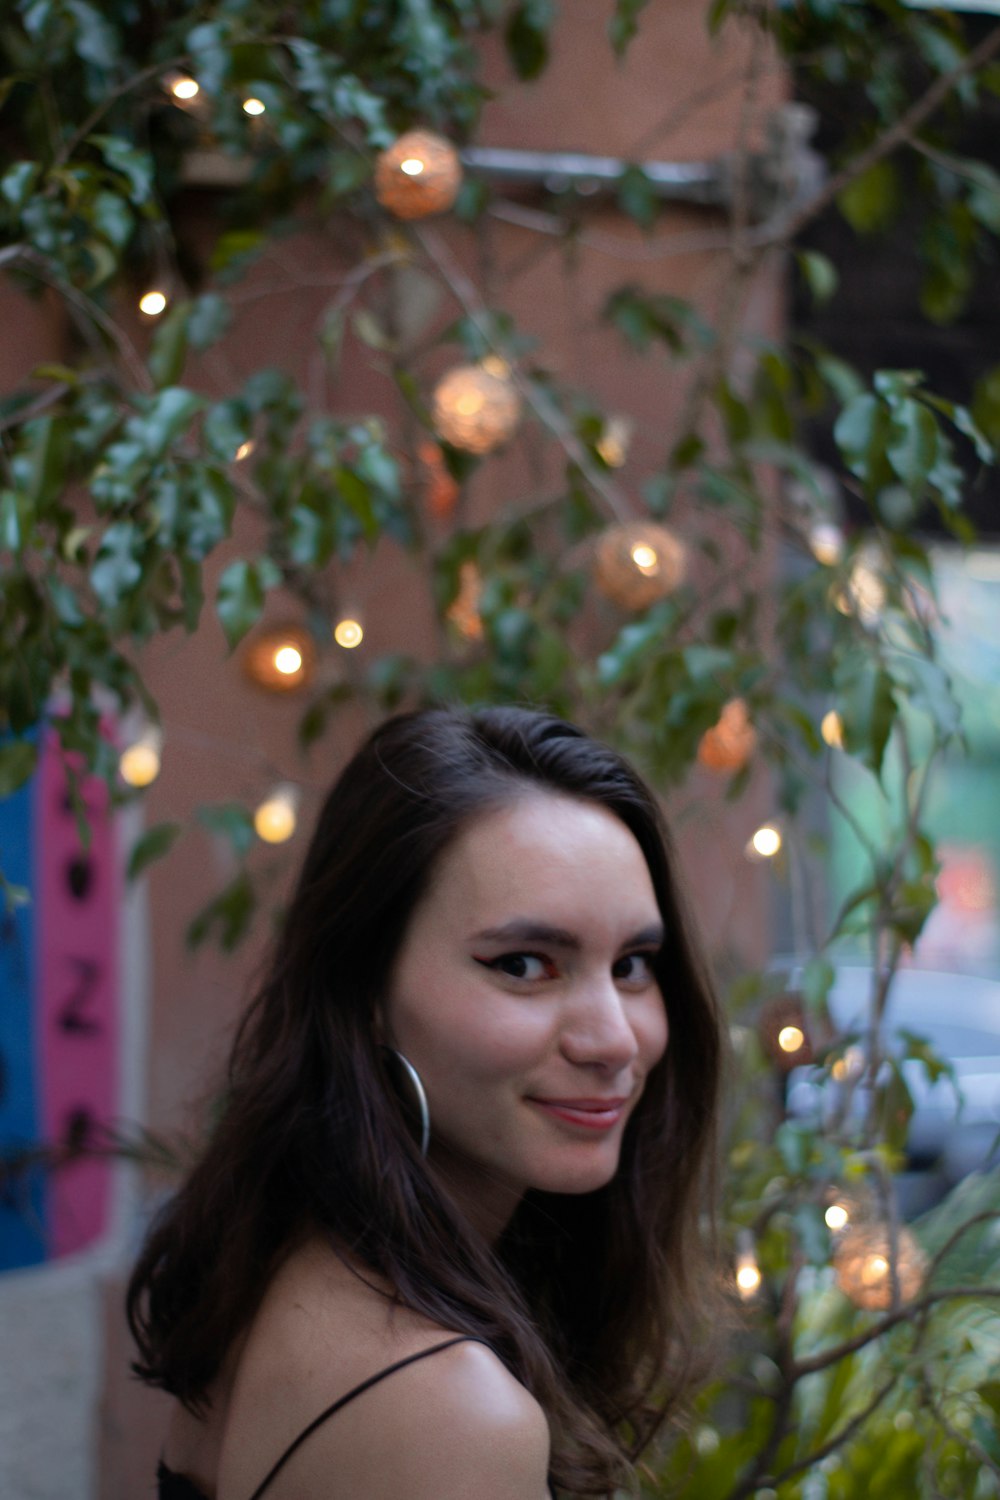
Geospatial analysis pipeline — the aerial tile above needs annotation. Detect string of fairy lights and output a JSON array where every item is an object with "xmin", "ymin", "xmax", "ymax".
[{"xmin": 112, "ymin": 77, "xmax": 917, "ymax": 1311}]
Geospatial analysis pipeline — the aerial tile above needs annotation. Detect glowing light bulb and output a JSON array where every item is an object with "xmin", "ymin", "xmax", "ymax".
[
  {"xmin": 596, "ymin": 417, "xmax": 631, "ymax": 468},
  {"xmin": 171, "ymin": 76, "xmax": 199, "ymax": 100},
  {"xmin": 235, "ymin": 440, "xmax": 255, "ymax": 462},
  {"xmin": 630, "ymin": 543, "xmax": 659, "ymax": 576},
  {"xmin": 735, "ymin": 1232, "xmax": 761, "ymax": 1299},
  {"xmin": 334, "ymin": 618, "xmax": 363, "ymax": 649},
  {"xmin": 825, "ymin": 1203, "xmax": 850, "ymax": 1232},
  {"xmin": 455, "ymin": 390, "xmax": 485, "ymax": 417},
  {"xmin": 832, "ymin": 1046, "xmax": 864, "ymax": 1082},
  {"xmin": 139, "ymin": 289, "xmax": 168, "ymax": 317},
  {"xmin": 809, "ymin": 522, "xmax": 844, "ymax": 566},
  {"xmin": 821, "ymin": 710, "xmax": 844, "ymax": 748},
  {"xmin": 736, "ymin": 1263, "xmax": 761, "ymax": 1295},
  {"xmin": 751, "ymin": 825, "xmax": 782, "ymax": 859},
  {"xmin": 273, "ymin": 645, "xmax": 303, "ymax": 677},
  {"xmin": 400, "ymin": 157, "xmax": 425, "ymax": 176},
  {"xmin": 242, "ymin": 97, "xmax": 266, "ymax": 116},
  {"xmin": 778, "ymin": 1025, "xmax": 805, "ymax": 1054},
  {"xmin": 254, "ymin": 786, "xmax": 298, "ymax": 844},
  {"xmin": 120, "ymin": 729, "xmax": 162, "ymax": 788}
]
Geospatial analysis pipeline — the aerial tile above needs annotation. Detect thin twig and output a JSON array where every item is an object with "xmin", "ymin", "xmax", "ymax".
[
  {"xmin": 413, "ymin": 223, "xmax": 629, "ymax": 523},
  {"xmin": 793, "ymin": 1285, "xmax": 1000, "ymax": 1379}
]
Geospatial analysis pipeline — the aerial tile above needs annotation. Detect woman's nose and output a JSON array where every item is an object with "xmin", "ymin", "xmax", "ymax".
[{"xmin": 559, "ymin": 980, "xmax": 641, "ymax": 1070}]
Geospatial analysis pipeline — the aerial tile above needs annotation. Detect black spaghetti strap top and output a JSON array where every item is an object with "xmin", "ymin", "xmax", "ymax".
[{"xmin": 157, "ymin": 1336, "xmax": 489, "ymax": 1500}]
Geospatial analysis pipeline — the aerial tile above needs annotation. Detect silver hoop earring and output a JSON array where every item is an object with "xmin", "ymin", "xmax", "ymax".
[{"xmin": 380, "ymin": 1047, "xmax": 431, "ymax": 1158}]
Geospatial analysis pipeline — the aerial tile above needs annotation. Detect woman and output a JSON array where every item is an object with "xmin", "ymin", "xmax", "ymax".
[{"xmin": 129, "ymin": 705, "xmax": 724, "ymax": 1499}]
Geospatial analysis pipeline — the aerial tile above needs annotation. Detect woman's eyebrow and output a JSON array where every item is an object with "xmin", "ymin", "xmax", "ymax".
[
  {"xmin": 471, "ymin": 920, "xmax": 581, "ymax": 950},
  {"xmin": 628, "ymin": 923, "xmax": 666, "ymax": 948},
  {"xmin": 470, "ymin": 920, "xmax": 666, "ymax": 950}
]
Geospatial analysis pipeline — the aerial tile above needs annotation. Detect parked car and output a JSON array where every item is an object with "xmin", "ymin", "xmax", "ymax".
[{"xmin": 782, "ymin": 965, "xmax": 1000, "ymax": 1215}]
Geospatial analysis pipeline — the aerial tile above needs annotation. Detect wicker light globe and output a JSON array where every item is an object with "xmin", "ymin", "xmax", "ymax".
[
  {"xmin": 432, "ymin": 360, "xmax": 521, "ymax": 455},
  {"xmin": 374, "ymin": 130, "xmax": 462, "ymax": 221},
  {"xmin": 697, "ymin": 697, "xmax": 756, "ymax": 773},
  {"xmin": 833, "ymin": 1224, "xmax": 926, "ymax": 1310},
  {"xmin": 593, "ymin": 522, "xmax": 686, "ymax": 611}
]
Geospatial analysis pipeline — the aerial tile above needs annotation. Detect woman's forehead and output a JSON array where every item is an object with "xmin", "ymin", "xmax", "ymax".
[{"xmin": 419, "ymin": 792, "xmax": 660, "ymax": 928}]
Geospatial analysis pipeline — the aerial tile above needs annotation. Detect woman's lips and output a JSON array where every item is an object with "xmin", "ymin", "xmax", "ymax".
[{"xmin": 528, "ymin": 1097, "xmax": 629, "ymax": 1130}]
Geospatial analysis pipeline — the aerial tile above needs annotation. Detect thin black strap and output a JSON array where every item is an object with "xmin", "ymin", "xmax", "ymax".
[{"xmin": 247, "ymin": 1335, "xmax": 490, "ymax": 1500}]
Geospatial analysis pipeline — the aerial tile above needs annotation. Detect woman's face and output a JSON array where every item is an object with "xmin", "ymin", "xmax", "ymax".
[{"xmin": 381, "ymin": 792, "xmax": 669, "ymax": 1237}]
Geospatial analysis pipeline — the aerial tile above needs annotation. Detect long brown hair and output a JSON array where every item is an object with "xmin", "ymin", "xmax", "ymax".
[{"xmin": 127, "ymin": 706, "xmax": 724, "ymax": 1495}]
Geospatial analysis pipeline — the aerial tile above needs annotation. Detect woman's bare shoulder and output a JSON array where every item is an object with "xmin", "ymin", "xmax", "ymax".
[
  {"xmin": 218, "ymin": 1237, "xmax": 544, "ymax": 1499},
  {"xmin": 259, "ymin": 1336, "xmax": 551, "ymax": 1500}
]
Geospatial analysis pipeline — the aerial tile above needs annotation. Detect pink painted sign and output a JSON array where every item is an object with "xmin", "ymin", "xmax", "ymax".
[{"xmin": 36, "ymin": 731, "xmax": 120, "ymax": 1258}]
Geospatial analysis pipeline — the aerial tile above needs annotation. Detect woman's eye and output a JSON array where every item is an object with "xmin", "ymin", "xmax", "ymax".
[
  {"xmin": 613, "ymin": 952, "xmax": 657, "ymax": 986},
  {"xmin": 479, "ymin": 953, "xmax": 553, "ymax": 981}
]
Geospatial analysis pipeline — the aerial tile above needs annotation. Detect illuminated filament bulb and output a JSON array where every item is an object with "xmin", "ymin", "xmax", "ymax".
[
  {"xmin": 825, "ymin": 1201, "xmax": 850, "ymax": 1232},
  {"xmin": 334, "ymin": 618, "xmax": 364, "ymax": 649},
  {"xmin": 749, "ymin": 824, "xmax": 782, "ymax": 860},
  {"xmin": 235, "ymin": 440, "xmax": 255, "ymax": 462},
  {"xmin": 138, "ymin": 289, "xmax": 168, "ymax": 317},
  {"xmin": 777, "ymin": 1025, "xmax": 805, "ymax": 1055},
  {"xmin": 254, "ymin": 784, "xmax": 299, "ymax": 844},
  {"xmin": 272, "ymin": 645, "xmax": 303, "ymax": 678},
  {"xmin": 630, "ymin": 542, "xmax": 659, "ymax": 576},
  {"xmin": 400, "ymin": 157, "xmax": 425, "ymax": 176},
  {"xmin": 821, "ymin": 710, "xmax": 844, "ymax": 748},
  {"xmin": 171, "ymin": 76, "xmax": 199, "ymax": 101},
  {"xmin": 120, "ymin": 726, "xmax": 163, "ymax": 788},
  {"xmin": 809, "ymin": 522, "xmax": 844, "ymax": 566},
  {"xmin": 242, "ymin": 97, "xmax": 266, "ymax": 116},
  {"xmin": 735, "ymin": 1231, "xmax": 761, "ymax": 1300}
]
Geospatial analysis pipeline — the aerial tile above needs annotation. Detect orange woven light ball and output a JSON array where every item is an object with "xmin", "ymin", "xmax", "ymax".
[
  {"xmin": 374, "ymin": 130, "xmax": 463, "ymax": 220},
  {"xmin": 697, "ymin": 697, "xmax": 756, "ymax": 773},
  {"xmin": 833, "ymin": 1224, "xmax": 926, "ymax": 1310},
  {"xmin": 593, "ymin": 522, "xmax": 686, "ymax": 611},
  {"xmin": 432, "ymin": 361, "xmax": 521, "ymax": 455}
]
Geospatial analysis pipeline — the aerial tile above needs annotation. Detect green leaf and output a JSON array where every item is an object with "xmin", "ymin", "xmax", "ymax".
[
  {"xmin": 972, "ymin": 365, "xmax": 1000, "ymax": 446},
  {"xmin": 89, "ymin": 135, "xmax": 153, "ymax": 202},
  {"xmin": 880, "ymin": 1060, "xmax": 915, "ymax": 1152},
  {"xmin": 1, "ymin": 161, "xmax": 40, "ymax": 212},
  {"xmin": 802, "ymin": 956, "xmax": 834, "ymax": 1014},
  {"xmin": 505, "ymin": 0, "xmax": 555, "ymax": 79},
  {"xmin": 835, "ymin": 652, "xmax": 897, "ymax": 777},
  {"xmin": 838, "ymin": 159, "xmax": 900, "ymax": 234},
  {"xmin": 617, "ymin": 164, "xmax": 658, "ymax": 229},
  {"xmin": 127, "ymin": 821, "xmax": 183, "ymax": 880},
  {"xmin": 90, "ymin": 190, "xmax": 133, "ymax": 251},
  {"xmin": 886, "ymin": 400, "xmax": 938, "ymax": 493},
  {"xmin": 0, "ymin": 738, "xmax": 37, "ymax": 796},
  {"xmin": 148, "ymin": 302, "xmax": 191, "ymax": 390},
  {"xmin": 90, "ymin": 520, "xmax": 143, "ymax": 606},
  {"xmin": 609, "ymin": 0, "xmax": 651, "ymax": 55},
  {"xmin": 188, "ymin": 293, "xmax": 232, "ymax": 351},
  {"xmin": 215, "ymin": 558, "xmax": 280, "ymax": 649},
  {"xmin": 22, "ymin": 414, "xmax": 70, "ymax": 508},
  {"xmin": 0, "ymin": 490, "xmax": 23, "ymax": 552},
  {"xmin": 128, "ymin": 387, "xmax": 201, "ymax": 459},
  {"xmin": 834, "ymin": 392, "xmax": 893, "ymax": 491},
  {"xmin": 186, "ymin": 871, "xmax": 256, "ymax": 952},
  {"xmin": 66, "ymin": 0, "xmax": 120, "ymax": 67},
  {"xmin": 196, "ymin": 802, "xmax": 255, "ymax": 858},
  {"xmin": 796, "ymin": 250, "xmax": 838, "ymax": 305}
]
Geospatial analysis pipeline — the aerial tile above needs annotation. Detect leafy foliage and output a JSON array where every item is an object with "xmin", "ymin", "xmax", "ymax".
[{"xmin": 3, "ymin": 1, "xmax": 1000, "ymax": 1494}]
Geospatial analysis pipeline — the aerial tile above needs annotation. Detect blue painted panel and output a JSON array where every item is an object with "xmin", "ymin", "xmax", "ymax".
[{"xmin": 0, "ymin": 759, "xmax": 47, "ymax": 1270}]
